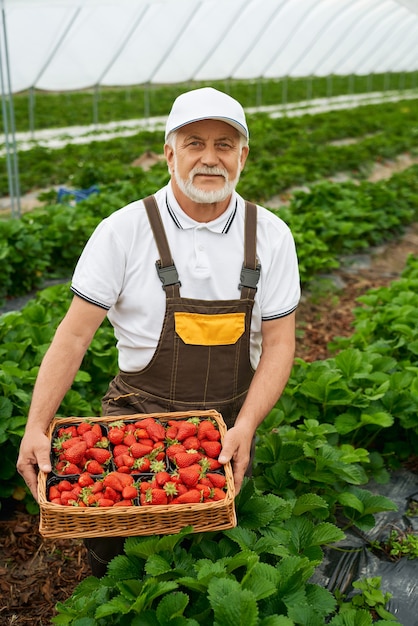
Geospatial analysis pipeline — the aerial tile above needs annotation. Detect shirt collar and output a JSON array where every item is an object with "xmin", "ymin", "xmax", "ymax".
[{"xmin": 166, "ymin": 181, "xmax": 237, "ymax": 234}]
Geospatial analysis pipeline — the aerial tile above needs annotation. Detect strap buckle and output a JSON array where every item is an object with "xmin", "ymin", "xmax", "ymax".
[
  {"xmin": 239, "ymin": 263, "xmax": 261, "ymax": 290},
  {"xmin": 156, "ymin": 261, "xmax": 181, "ymax": 289}
]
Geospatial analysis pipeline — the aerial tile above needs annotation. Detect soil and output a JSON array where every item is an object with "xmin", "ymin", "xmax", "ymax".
[{"xmin": 0, "ymin": 157, "xmax": 417, "ymax": 625}]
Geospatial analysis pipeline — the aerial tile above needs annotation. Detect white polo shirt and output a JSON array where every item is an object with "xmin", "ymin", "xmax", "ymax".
[{"xmin": 71, "ymin": 182, "xmax": 300, "ymax": 372}]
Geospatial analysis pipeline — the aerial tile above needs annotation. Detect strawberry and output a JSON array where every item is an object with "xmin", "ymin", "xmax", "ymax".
[
  {"xmin": 133, "ymin": 457, "xmax": 151, "ymax": 472},
  {"xmin": 58, "ymin": 425, "xmax": 77, "ymax": 438},
  {"xmin": 197, "ymin": 419, "xmax": 217, "ymax": 439},
  {"xmin": 78, "ymin": 472, "xmax": 95, "ymax": 487},
  {"xmin": 163, "ymin": 481, "xmax": 178, "ymax": 499},
  {"xmin": 154, "ymin": 471, "xmax": 170, "ymax": 486},
  {"xmin": 174, "ymin": 451, "xmax": 201, "ymax": 468},
  {"xmin": 48, "ymin": 485, "xmax": 61, "ymax": 500},
  {"xmin": 166, "ymin": 443, "xmax": 186, "ymax": 459},
  {"xmin": 113, "ymin": 444, "xmax": 130, "ymax": 457},
  {"xmin": 205, "ymin": 458, "xmax": 222, "ymax": 471},
  {"xmin": 57, "ymin": 480, "xmax": 73, "ymax": 492},
  {"xmin": 63, "ymin": 441, "xmax": 88, "ymax": 465},
  {"xmin": 206, "ymin": 472, "xmax": 226, "ymax": 489},
  {"xmin": 114, "ymin": 454, "xmax": 135, "ymax": 469},
  {"xmin": 134, "ymin": 427, "xmax": 148, "ymax": 439},
  {"xmin": 200, "ymin": 440, "xmax": 222, "ymax": 459},
  {"xmin": 175, "ymin": 421, "xmax": 197, "ymax": 441},
  {"xmin": 212, "ymin": 487, "xmax": 226, "ymax": 501},
  {"xmin": 146, "ymin": 421, "xmax": 166, "ymax": 443},
  {"xmin": 165, "ymin": 425, "xmax": 178, "ymax": 440},
  {"xmin": 114, "ymin": 500, "xmax": 134, "ymax": 507},
  {"xmin": 77, "ymin": 421, "xmax": 92, "ymax": 435},
  {"xmin": 91, "ymin": 423, "xmax": 103, "ymax": 438},
  {"xmin": 62, "ymin": 462, "xmax": 81, "ymax": 475},
  {"xmin": 98, "ymin": 498, "xmax": 115, "ymax": 507},
  {"xmin": 150, "ymin": 459, "xmax": 166, "ymax": 473},
  {"xmin": 108, "ymin": 424, "xmax": 125, "ymax": 445},
  {"xmin": 61, "ymin": 436, "xmax": 83, "ymax": 450},
  {"xmin": 103, "ymin": 473, "xmax": 124, "ymax": 492},
  {"xmin": 183, "ymin": 436, "xmax": 201, "ymax": 450},
  {"xmin": 195, "ymin": 483, "xmax": 212, "ymax": 499},
  {"xmin": 204, "ymin": 428, "xmax": 221, "ymax": 442},
  {"xmin": 87, "ymin": 448, "xmax": 111, "ymax": 465},
  {"xmin": 178, "ymin": 464, "xmax": 201, "ymax": 487},
  {"xmin": 175, "ymin": 489, "xmax": 202, "ymax": 504},
  {"xmin": 122, "ymin": 485, "xmax": 138, "ymax": 500},
  {"xmin": 104, "ymin": 486, "xmax": 120, "ymax": 502},
  {"xmin": 123, "ymin": 433, "xmax": 137, "ymax": 447},
  {"xmin": 84, "ymin": 460, "xmax": 104, "ymax": 475},
  {"xmin": 141, "ymin": 487, "xmax": 168, "ymax": 506},
  {"xmin": 82, "ymin": 430, "xmax": 101, "ymax": 448},
  {"xmin": 130, "ymin": 442, "xmax": 153, "ymax": 458}
]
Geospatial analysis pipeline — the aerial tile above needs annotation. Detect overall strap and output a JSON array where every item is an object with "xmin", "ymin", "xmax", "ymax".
[
  {"xmin": 239, "ymin": 201, "xmax": 260, "ymax": 300},
  {"xmin": 143, "ymin": 195, "xmax": 181, "ymax": 298}
]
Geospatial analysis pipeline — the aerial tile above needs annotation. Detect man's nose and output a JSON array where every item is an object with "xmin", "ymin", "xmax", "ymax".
[{"xmin": 200, "ymin": 145, "xmax": 219, "ymax": 166}]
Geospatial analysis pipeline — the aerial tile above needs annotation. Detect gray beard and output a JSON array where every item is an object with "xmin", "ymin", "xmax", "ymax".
[{"xmin": 173, "ymin": 165, "xmax": 240, "ymax": 204}]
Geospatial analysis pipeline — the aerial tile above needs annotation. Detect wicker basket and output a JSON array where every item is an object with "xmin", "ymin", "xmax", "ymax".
[{"xmin": 38, "ymin": 410, "xmax": 236, "ymax": 539}]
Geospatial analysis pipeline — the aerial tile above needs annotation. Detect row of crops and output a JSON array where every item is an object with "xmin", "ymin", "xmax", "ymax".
[{"xmin": 1, "ymin": 90, "xmax": 417, "ymax": 624}]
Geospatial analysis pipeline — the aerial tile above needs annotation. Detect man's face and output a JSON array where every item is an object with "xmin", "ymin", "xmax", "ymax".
[{"xmin": 165, "ymin": 119, "xmax": 249, "ymax": 205}]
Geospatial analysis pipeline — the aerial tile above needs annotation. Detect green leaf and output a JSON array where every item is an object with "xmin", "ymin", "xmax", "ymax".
[
  {"xmin": 208, "ymin": 578, "xmax": 258, "ymax": 626},
  {"xmin": 145, "ymin": 554, "xmax": 172, "ymax": 577},
  {"xmin": 292, "ymin": 493, "xmax": 329, "ymax": 515},
  {"xmin": 360, "ymin": 411, "xmax": 394, "ymax": 428},
  {"xmin": 259, "ymin": 617, "xmax": 294, "ymax": 626},
  {"xmin": 310, "ymin": 522, "xmax": 345, "ymax": 546},
  {"xmin": 156, "ymin": 592, "xmax": 189, "ymax": 624},
  {"xmin": 242, "ymin": 562, "xmax": 280, "ymax": 600}
]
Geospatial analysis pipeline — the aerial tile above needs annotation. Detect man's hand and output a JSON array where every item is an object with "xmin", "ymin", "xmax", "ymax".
[
  {"xmin": 218, "ymin": 424, "xmax": 252, "ymax": 494},
  {"xmin": 17, "ymin": 431, "xmax": 52, "ymax": 501}
]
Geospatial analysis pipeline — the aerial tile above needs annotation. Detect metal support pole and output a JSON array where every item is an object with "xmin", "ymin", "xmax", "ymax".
[{"xmin": 0, "ymin": 0, "xmax": 21, "ymax": 217}]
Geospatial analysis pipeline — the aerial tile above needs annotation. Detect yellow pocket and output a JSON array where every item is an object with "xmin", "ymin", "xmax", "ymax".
[{"xmin": 174, "ymin": 312, "xmax": 245, "ymax": 346}]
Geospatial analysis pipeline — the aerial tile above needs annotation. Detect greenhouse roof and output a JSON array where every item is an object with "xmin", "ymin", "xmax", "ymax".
[{"xmin": 2, "ymin": 0, "xmax": 418, "ymax": 94}]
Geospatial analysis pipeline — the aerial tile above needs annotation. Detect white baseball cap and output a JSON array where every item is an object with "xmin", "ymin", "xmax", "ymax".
[{"xmin": 165, "ymin": 87, "xmax": 249, "ymax": 141}]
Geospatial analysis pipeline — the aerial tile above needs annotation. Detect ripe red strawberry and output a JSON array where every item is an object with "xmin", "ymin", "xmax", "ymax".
[
  {"xmin": 103, "ymin": 473, "xmax": 124, "ymax": 492},
  {"xmin": 197, "ymin": 419, "xmax": 217, "ymax": 440},
  {"xmin": 205, "ymin": 458, "xmax": 222, "ymax": 471},
  {"xmin": 211, "ymin": 487, "xmax": 226, "ymax": 501},
  {"xmin": 141, "ymin": 488, "xmax": 168, "ymax": 506},
  {"xmin": 154, "ymin": 471, "xmax": 170, "ymax": 487},
  {"xmin": 146, "ymin": 421, "xmax": 166, "ymax": 443},
  {"xmin": 178, "ymin": 464, "xmax": 201, "ymax": 487},
  {"xmin": 175, "ymin": 489, "xmax": 202, "ymax": 504},
  {"xmin": 113, "ymin": 444, "xmax": 130, "ymax": 457},
  {"xmin": 207, "ymin": 472, "xmax": 226, "ymax": 489},
  {"xmin": 108, "ymin": 425, "xmax": 125, "ymax": 445},
  {"xmin": 176, "ymin": 421, "xmax": 197, "ymax": 441},
  {"xmin": 48, "ymin": 485, "xmax": 61, "ymax": 500},
  {"xmin": 134, "ymin": 427, "xmax": 148, "ymax": 439},
  {"xmin": 98, "ymin": 498, "xmax": 115, "ymax": 507},
  {"xmin": 123, "ymin": 433, "xmax": 137, "ymax": 447},
  {"xmin": 58, "ymin": 425, "xmax": 77, "ymax": 438},
  {"xmin": 163, "ymin": 481, "xmax": 178, "ymax": 500},
  {"xmin": 174, "ymin": 451, "xmax": 201, "ymax": 468},
  {"xmin": 77, "ymin": 421, "xmax": 92, "ymax": 435},
  {"xmin": 122, "ymin": 485, "xmax": 138, "ymax": 500},
  {"xmin": 114, "ymin": 500, "xmax": 134, "ymax": 507},
  {"xmin": 166, "ymin": 443, "xmax": 186, "ymax": 459},
  {"xmin": 84, "ymin": 460, "xmax": 104, "ymax": 474},
  {"xmin": 78, "ymin": 472, "xmax": 95, "ymax": 487},
  {"xmin": 133, "ymin": 457, "xmax": 151, "ymax": 472},
  {"xmin": 104, "ymin": 486, "xmax": 120, "ymax": 502},
  {"xmin": 63, "ymin": 441, "xmax": 87, "ymax": 465},
  {"xmin": 61, "ymin": 436, "xmax": 83, "ymax": 450},
  {"xmin": 91, "ymin": 423, "xmax": 103, "ymax": 438},
  {"xmin": 57, "ymin": 480, "xmax": 73, "ymax": 492},
  {"xmin": 82, "ymin": 430, "xmax": 101, "ymax": 448},
  {"xmin": 114, "ymin": 454, "xmax": 135, "ymax": 469},
  {"xmin": 88, "ymin": 448, "xmax": 111, "ymax": 465},
  {"xmin": 183, "ymin": 436, "xmax": 200, "ymax": 450},
  {"xmin": 200, "ymin": 440, "xmax": 222, "ymax": 459},
  {"xmin": 165, "ymin": 425, "xmax": 178, "ymax": 440},
  {"xmin": 130, "ymin": 442, "xmax": 153, "ymax": 458},
  {"xmin": 63, "ymin": 462, "xmax": 81, "ymax": 475},
  {"xmin": 195, "ymin": 483, "xmax": 212, "ymax": 499}
]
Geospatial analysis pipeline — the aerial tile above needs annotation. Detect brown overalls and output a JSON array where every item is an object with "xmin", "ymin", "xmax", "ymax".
[{"xmin": 85, "ymin": 195, "xmax": 260, "ymax": 576}]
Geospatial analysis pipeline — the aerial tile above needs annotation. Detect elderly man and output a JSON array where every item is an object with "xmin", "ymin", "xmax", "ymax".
[{"xmin": 17, "ymin": 87, "xmax": 300, "ymax": 576}]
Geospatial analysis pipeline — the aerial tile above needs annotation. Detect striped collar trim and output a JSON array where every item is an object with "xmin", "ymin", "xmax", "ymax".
[{"xmin": 165, "ymin": 185, "xmax": 237, "ymax": 234}]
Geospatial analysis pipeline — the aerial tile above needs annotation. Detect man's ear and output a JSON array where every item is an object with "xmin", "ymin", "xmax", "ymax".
[
  {"xmin": 240, "ymin": 145, "xmax": 249, "ymax": 172},
  {"xmin": 164, "ymin": 143, "xmax": 175, "ymax": 173}
]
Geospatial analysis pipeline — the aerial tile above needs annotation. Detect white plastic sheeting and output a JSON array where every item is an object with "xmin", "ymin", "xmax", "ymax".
[{"xmin": 2, "ymin": 0, "xmax": 418, "ymax": 94}]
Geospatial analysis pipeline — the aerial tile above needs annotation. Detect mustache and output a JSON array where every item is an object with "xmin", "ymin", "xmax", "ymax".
[{"xmin": 191, "ymin": 166, "xmax": 228, "ymax": 179}]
